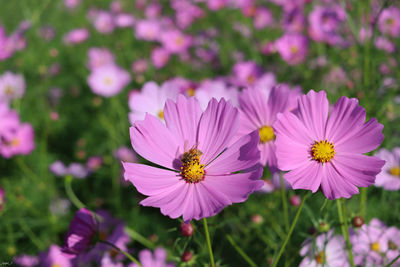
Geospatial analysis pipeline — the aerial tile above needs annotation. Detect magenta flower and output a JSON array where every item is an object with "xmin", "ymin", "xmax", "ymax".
[
  {"xmin": 253, "ymin": 7, "xmax": 274, "ymax": 29},
  {"xmin": 62, "ymin": 208, "xmax": 97, "ymax": 258},
  {"xmin": 114, "ymin": 146, "xmax": 137, "ymax": 163},
  {"xmin": 40, "ymin": 245, "xmax": 72, "ymax": 267},
  {"xmin": 0, "ymin": 122, "xmax": 35, "ymax": 158},
  {"xmin": 128, "ymin": 81, "xmax": 179, "ymax": 124},
  {"xmin": 49, "ymin": 161, "xmax": 68, "ymax": 176},
  {"xmin": 374, "ymin": 148, "xmax": 400, "ymax": 191},
  {"xmin": 123, "ymin": 96, "xmax": 263, "ymax": 221},
  {"xmin": 0, "ymin": 71, "xmax": 25, "ymax": 102},
  {"xmin": 87, "ymin": 47, "xmax": 115, "ymax": 70},
  {"xmin": 63, "ymin": 28, "xmax": 89, "ymax": 45},
  {"xmin": 238, "ymin": 86, "xmax": 300, "ymax": 168},
  {"xmin": 275, "ymin": 33, "xmax": 308, "ymax": 65},
  {"xmin": 378, "ymin": 6, "xmax": 400, "ymax": 38},
  {"xmin": 375, "ymin": 36, "xmax": 395, "ymax": 53},
  {"xmin": 160, "ymin": 30, "xmax": 192, "ymax": 54},
  {"xmin": 87, "ymin": 64, "xmax": 131, "ymax": 97},
  {"xmin": 231, "ymin": 61, "xmax": 263, "ymax": 87},
  {"xmin": 128, "ymin": 248, "xmax": 175, "ymax": 267},
  {"xmin": 274, "ymin": 90, "xmax": 385, "ymax": 199},
  {"xmin": 351, "ymin": 218, "xmax": 389, "ymax": 266},
  {"xmin": 13, "ymin": 254, "xmax": 39, "ymax": 267},
  {"xmin": 91, "ymin": 11, "xmax": 115, "ymax": 34},
  {"xmin": 135, "ymin": 19, "xmax": 161, "ymax": 41},
  {"xmin": 385, "ymin": 226, "xmax": 400, "ymax": 265},
  {"xmin": 151, "ymin": 47, "xmax": 170, "ymax": 69},
  {"xmin": 299, "ymin": 230, "xmax": 349, "ymax": 267},
  {"xmin": 308, "ymin": 5, "xmax": 346, "ymax": 45},
  {"xmin": 114, "ymin": 13, "xmax": 135, "ymax": 28}
]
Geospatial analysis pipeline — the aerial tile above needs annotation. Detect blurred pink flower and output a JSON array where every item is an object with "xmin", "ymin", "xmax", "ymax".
[
  {"xmin": 151, "ymin": 47, "xmax": 170, "ymax": 69},
  {"xmin": 160, "ymin": 30, "xmax": 192, "ymax": 54},
  {"xmin": 194, "ymin": 80, "xmax": 238, "ymax": 110},
  {"xmin": 40, "ymin": 245, "xmax": 72, "ymax": 267},
  {"xmin": 92, "ymin": 11, "xmax": 115, "ymax": 34},
  {"xmin": 128, "ymin": 248, "xmax": 175, "ymax": 267},
  {"xmin": 63, "ymin": 28, "xmax": 89, "ymax": 44},
  {"xmin": 135, "ymin": 20, "xmax": 162, "ymax": 41},
  {"xmin": 275, "ymin": 33, "xmax": 308, "ymax": 65},
  {"xmin": 0, "ymin": 71, "xmax": 25, "ymax": 102},
  {"xmin": 378, "ymin": 6, "xmax": 400, "ymax": 37},
  {"xmin": 87, "ymin": 47, "xmax": 115, "ymax": 70},
  {"xmin": 254, "ymin": 7, "xmax": 274, "ymax": 29},
  {"xmin": 374, "ymin": 148, "xmax": 400, "ymax": 190},
  {"xmin": 87, "ymin": 64, "xmax": 131, "ymax": 97}
]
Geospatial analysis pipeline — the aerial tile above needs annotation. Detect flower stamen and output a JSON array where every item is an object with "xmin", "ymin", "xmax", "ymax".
[
  {"xmin": 180, "ymin": 148, "xmax": 205, "ymax": 183},
  {"xmin": 259, "ymin": 126, "xmax": 276, "ymax": 144},
  {"xmin": 311, "ymin": 139, "xmax": 335, "ymax": 163}
]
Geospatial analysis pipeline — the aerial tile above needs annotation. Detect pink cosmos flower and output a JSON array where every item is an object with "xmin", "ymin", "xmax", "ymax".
[
  {"xmin": 283, "ymin": 7, "xmax": 306, "ymax": 32},
  {"xmin": 64, "ymin": 0, "xmax": 81, "ymax": 9},
  {"xmin": 385, "ymin": 226, "xmax": 400, "ymax": 265},
  {"xmin": 62, "ymin": 208, "xmax": 97, "ymax": 258},
  {"xmin": 374, "ymin": 148, "xmax": 400, "ymax": 190},
  {"xmin": 275, "ymin": 33, "xmax": 308, "ymax": 65},
  {"xmin": 274, "ymin": 90, "xmax": 385, "ymax": 199},
  {"xmin": 13, "ymin": 254, "xmax": 39, "ymax": 267},
  {"xmin": 238, "ymin": 86, "xmax": 300, "ymax": 168},
  {"xmin": 151, "ymin": 47, "xmax": 170, "ymax": 69},
  {"xmin": 40, "ymin": 245, "xmax": 72, "ymax": 267},
  {"xmin": 299, "ymin": 230, "xmax": 349, "ymax": 267},
  {"xmin": 375, "ymin": 36, "xmax": 395, "ymax": 53},
  {"xmin": 123, "ymin": 96, "xmax": 263, "ymax": 222},
  {"xmin": 68, "ymin": 163, "xmax": 89, "ymax": 179},
  {"xmin": 160, "ymin": 30, "xmax": 192, "ymax": 54},
  {"xmin": 254, "ymin": 7, "xmax": 274, "ymax": 29},
  {"xmin": 92, "ymin": 11, "xmax": 115, "ymax": 34},
  {"xmin": 135, "ymin": 20, "xmax": 161, "ymax": 41},
  {"xmin": 87, "ymin": 47, "xmax": 115, "ymax": 70},
  {"xmin": 207, "ymin": 0, "xmax": 227, "ymax": 11},
  {"xmin": 128, "ymin": 248, "xmax": 175, "ymax": 267},
  {"xmin": 351, "ymin": 218, "xmax": 389, "ymax": 266},
  {"xmin": 308, "ymin": 5, "xmax": 346, "ymax": 45},
  {"xmin": 194, "ymin": 80, "xmax": 238, "ymax": 110},
  {"xmin": 0, "ymin": 71, "xmax": 26, "ymax": 102},
  {"xmin": 87, "ymin": 64, "xmax": 131, "ymax": 97},
  {"xmin": 63, "ymin": 28, "xmax": 89, "ymax": 45},
  {"xmin": 378, "ymin": 6, "xmax": 400, "ymax": 38},
  {"xmin": 49, "ymin": 161, "xmax": 68, "ymax": 176},
  {"xmin": 231, "ymin": 61, "xmax": 263, "ymax": 87},
  {"xmin": 114, "ymin": 146, "xmax": 137, "ymax": 163},
  {"xmin": 128, "ymin": 81, "xmax": 179, "ymax": 124},
  {"xmin": 0, "ymin": 122, "xmax": 35, "ymax": 158},
  {"xmin": 114, "ymin": 13, "xmax": 135, "ymax": 28}
]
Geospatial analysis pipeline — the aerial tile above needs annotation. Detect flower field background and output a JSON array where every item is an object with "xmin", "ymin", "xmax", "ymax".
[{"xmin": 1, "ymin": 0, "xmax": 400, "ymax": 266}]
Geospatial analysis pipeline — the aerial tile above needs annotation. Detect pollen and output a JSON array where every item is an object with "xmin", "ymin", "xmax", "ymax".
[
  {"xmin": 5, "ymin": 86, "xmax": 14, "ymax": 95},
  {"xmin": 259, "ymin": 126, "xmax": 276, "ymax": 143},
  {"xmin": 158, "ymin": 110, "xmax": 164, "ymax": 119},
  {"xmin": 175, "ymin": 36, "xmax": 185, "ymax": 46},
  {"xmin": 315, "ymin": 251, "xmax": 325, "ymax": 264},
  {"xmin": 186, "ymin": 88, "xmax": 195, "ymax": 96},
  {"xmin": 370, "ymin": 242, "xmax": 380, "ymax": 252},
  {"xmin": 389, "ymin": 166, "xmax": 400, "ymax": 177},
  {"xmin": 104, "ymin": 77, "xmax": 113, "ymax": 85},
  {"xmin": 311, "ymin": 139, "xmax": 335, "ymax": 163},
  {"xmin": 180, "ymin": 148, "xmax": 205, "ymax": 183},
  {"xmin": 290, "ymin": 45, "xmax": 299, "ymax": 54}
]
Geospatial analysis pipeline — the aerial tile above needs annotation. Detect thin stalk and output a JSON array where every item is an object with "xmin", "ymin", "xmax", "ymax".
[
  {"xmin": 386, "ymin": 253, "xmax": 400, "ymax": 267},
  {"xmin": 337, "ymin": 199, "xmax": 355, "ymax": 267},
  {"xmin": 272, "ymin": 191, "xmax": 310, "ymax": 267},
  {"xmin": 203, "ymin": 218, "xmax": 215, "ymax": 267},
  {"xmin": 19, "ymin": 220, "xmax": 45, "ymax": 250},
  {"xmin": 100, "ymin": 240, "xmax": 143, "ymax": 267},
  {"xmin": 64, "ymin": 175, "xmax": 85, "ymax": 209},
  {"xmin": 360, "ymin": 188, "xmax": 367, "ymax": 217},
  {"xmin": 280, "ymin": 174, "xmax": 289, "ymax": 233},
  {"xmin": 124, "ymin": 226, "xmax": 155, "ymax": 249},
  {"xmin": 226, "ymin": 234, "xmax": 258, "ymax": 267}
]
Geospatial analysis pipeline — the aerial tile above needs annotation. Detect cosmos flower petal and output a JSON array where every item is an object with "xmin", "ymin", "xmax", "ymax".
[
  {"xmin": 128, "ymin": 82, "xmax": 160, "ymax": 114},
  {"xmin": 274, "ymin": 112, "xmax": 313, "ymax": 170},
  {"xmin": 332, "ymin": 154, "xmax": 385, "ymax": 187},
  {"xmin": 327, "ymin": 96, "xmax": 384, "ymax": 153},
  {"xmin": 320, "ymin": 163, "xmax": 359, "ymax": 199},
  {"xmin": 238, "ymin": 88, "xmax": 268, "ymax": 126},
  {"xmin": 122, "ymin": 162, "xmax": 181, "ymax": 195},
  {"xmin": 266, "ymin": 86, "xmax": 292, "ymax": 124},
  {"xmin": 197, "ymin": 98, "xmax": 239, "ymax": 165},
  {"xmin": 130, "ymin": 114, "xmax": 180, "ymax": 170},
  {"xmin": 140, "ymin": 182, "xmax": 188, "ymax": 219},
  {"xmin": 206, "ymin": 131, "xmax": 260, "ymax": 174},
  {"xmin": 283, "ymin": 161, "xmax": 321, "ymax": 193},
  {"xmin": 202, "ymin": 167, "xmax": 263, "ymax": 203},
  {"xmin": 295, "ymin": 90, "xmax": 329, "ymax": 140},
  {"xmin": 164, "ymin": 95, "xmax": 202, "ymax": 150}
]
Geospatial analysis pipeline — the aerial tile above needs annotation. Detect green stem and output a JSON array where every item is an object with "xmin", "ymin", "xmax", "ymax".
[
  {"xmin": 124, "ymin": 226, "xmax": 155, "ymax": 249},
  {"xmin": 19, "ymin": 220, "xmax": 45, "ymax": 250},
  {"xmin": 360, "ymin": 188, "xmax": 367, "ymax": 217},
  {"xmin": 272, "ymin": 191, "xmax": 310, "ymax": 267},
  {"xmin": 226, "ymin": 234, "xmax": 258, "ymax": 267},
  {"xmin": 337, "ymin": 199, "xmax": 355, "ymax": 267},
  {"xmin": 100, "ymin": 240, "xmax": 143, "ymax": 267},
  {"xmin": 203, "ymin": 218, "xmax": 215, "ymax": 267},
  {"xmin": 64, "ymin": 175, "xmax": 85, "ymax": 209},
  {"xmin": 386, "ymin": 253, "xmax": 400, "ymax": 267},
  {"xmin": 280, "ymin": 174, "xmax": 289, "ymax": 233}
]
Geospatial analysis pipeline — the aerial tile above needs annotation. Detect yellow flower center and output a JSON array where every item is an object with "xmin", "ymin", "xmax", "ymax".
[
  {"xmin": 389, "ymin": 166, "xmax": 400, "ymax": 177},
  {"xmin": 180, "ymin": 148, "xmax": 205, "ymax": 183},
  {"xmin": 187, "ymin": 88, "xmax": 195, "ymax": 96},
  {"xmin": 315, "ymin": 251, "xmax": 325, "ymax": 264},
  {"xmin": 247, "ymin": 75, "xmax": 255, "ymax": 84},
  {"xmin": 175, "ymin": 36, "xmax": 185, "ymax": 46},
  {"xmin": 104, "ymin": 77, "xmax": 113, "ymax": 85},
  {"xmin": 311, "ymin": 140, "xmax": 335, "ymax": 163},
  {"xmin": 52, "ymin": 264, "xmax": 61, "ymax": 267},
  {"xmin": 370, "ymin": 242, "xmax": 380, "ymax": 252},
  {"xmin": 5, "ymin": 86, "xmax": 14, "ymax": 95},
  {"xmin": 290, "ymin": 45, "xmax": 299, "ymax": 54},
  {"xmin": 387, "ymin": 18, "xmax": 394, "ymax": 26},
  {"xmin": 259, "ymin": 126, "xmax": 275, "ymax": 143},
  {"xmin": 158, "ymin": 110, "xmax": 164, "ymax": 119}
]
